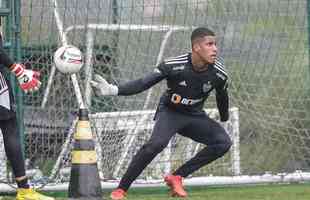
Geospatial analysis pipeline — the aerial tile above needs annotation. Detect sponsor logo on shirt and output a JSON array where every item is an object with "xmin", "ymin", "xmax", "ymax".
[{"xmin": 170, "ymin": 93, "xmax": 202, "ymax": 105}]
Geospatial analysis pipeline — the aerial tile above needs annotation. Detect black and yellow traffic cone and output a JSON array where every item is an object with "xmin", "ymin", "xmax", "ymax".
[{"xmin": 68, "ymin": 108, "xmax": 103, "ymax": 200}]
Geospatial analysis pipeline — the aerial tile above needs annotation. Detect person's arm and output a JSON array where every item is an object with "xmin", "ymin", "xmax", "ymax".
[
  {"xmin": 91, "ymin": 62, "xmax": 169, "ymax": 96},
  {"xmin": 91, "ymin": 71, "xmax": 166, "ymax": 96},
  {"xmin": 0, "ymin": 48, "xmax": 41, "ymax": 93},
  {"xmin": 0, "ymin": 48, "xmax": 14, "ymax": 67},
  {"xmin": 215, "ymin": 81, "xmax": 229, "ymax": 122},
  {"xmin": 117, "ymin": 71, "xmax": 165, "ymax": 95}
]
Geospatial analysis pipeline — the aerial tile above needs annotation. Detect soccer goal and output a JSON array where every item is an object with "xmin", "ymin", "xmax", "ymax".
[{"xmin": 40, "ymin": 107, "xmax": 241, "ymax": 191}]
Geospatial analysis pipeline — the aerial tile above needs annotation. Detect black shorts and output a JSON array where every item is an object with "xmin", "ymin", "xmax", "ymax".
[{"xmin": 151, "ymin": 106, "xmax": 230, "ymax": 146}]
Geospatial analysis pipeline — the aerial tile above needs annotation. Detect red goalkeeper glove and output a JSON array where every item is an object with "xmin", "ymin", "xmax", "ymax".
[{"xmin": 10, "ymin": 63, "xmax": 41, "ymax": 93}]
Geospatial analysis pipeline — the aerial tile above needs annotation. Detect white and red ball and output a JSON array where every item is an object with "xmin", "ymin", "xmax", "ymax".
[{"xmin": 54, "ymin": 45, "xmax": 83, "ymax": 74}]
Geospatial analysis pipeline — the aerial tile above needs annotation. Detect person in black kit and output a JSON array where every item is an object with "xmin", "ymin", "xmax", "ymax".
[
  {"xmin": 91, "ymin": 27, "xmax": 232, "ymax": 200},
  {"xmin": 0, "ymin": 45, "xmax": 55, "ymax": 200}
]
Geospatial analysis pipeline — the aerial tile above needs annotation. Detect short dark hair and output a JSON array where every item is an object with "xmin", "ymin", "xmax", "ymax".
[{"xmin": 191, "ymin": 27, "xmax": 215, "ymax": 45}]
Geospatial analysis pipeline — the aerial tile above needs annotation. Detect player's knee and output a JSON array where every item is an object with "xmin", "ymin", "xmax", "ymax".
[{"xmin": 218, "ymin": 137, "xmax": 232, "ymax": 155}]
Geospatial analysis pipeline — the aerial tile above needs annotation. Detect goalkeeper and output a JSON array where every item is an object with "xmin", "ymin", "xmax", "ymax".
[
  {"xmin": 91, "ymin": 27, "xmax": 232, "ymax": 200},
  {"xmin": 0, "ymin": 46, "xmax": 54, "ymax": 200}
]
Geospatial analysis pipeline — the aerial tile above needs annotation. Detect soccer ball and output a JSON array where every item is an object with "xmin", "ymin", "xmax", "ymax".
[{"xmin": 53, "ymin": 45, "xmax": 83, "ymax": 74}]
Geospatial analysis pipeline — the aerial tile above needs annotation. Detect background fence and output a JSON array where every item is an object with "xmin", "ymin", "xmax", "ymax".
[{"xmin": 0, "ymin": 0, "xmax": 309, "ymax": 188}]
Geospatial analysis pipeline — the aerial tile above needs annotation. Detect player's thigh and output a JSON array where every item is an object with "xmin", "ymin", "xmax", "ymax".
[
  {"xmin": 179, "ymin": 115, "xmax": 229, "ymax": 145},
  {"xmin": 148, "ymin": 108, "xmax": 186, "ymax": 146}
]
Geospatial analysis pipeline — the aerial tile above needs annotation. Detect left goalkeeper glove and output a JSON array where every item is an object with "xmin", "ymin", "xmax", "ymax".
[
  {"xmin": 90, "ymin": 74, "xmax": 118, "ymax": 96},
  {"xmin": 10, "ymin": 63, "xmax": 41, "ymax": 93}
]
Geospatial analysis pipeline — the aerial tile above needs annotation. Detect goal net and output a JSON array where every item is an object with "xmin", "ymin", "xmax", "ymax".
[
  {"xmin": 1, "ymin": 0, "xmax": 310, "ymax": 191},
  {"xmin": 43, "ymin": 107, "xmax": 239, "ymax": 186}
]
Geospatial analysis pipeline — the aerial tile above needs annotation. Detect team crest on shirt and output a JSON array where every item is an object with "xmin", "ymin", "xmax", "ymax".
[
  {"xmin": 178, "ymin": 80, "xmax": 187, "ymax": 87},
  {"xmin": 202, "ymin": 81, "xmax": 212, "ymax": 93}
]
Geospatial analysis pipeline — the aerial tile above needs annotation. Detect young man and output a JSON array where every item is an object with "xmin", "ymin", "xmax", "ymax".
[
  {"xmin": 0, "ymin": 47, "xmax": 54, "ymax": 200},
  {"xmin": 91, "ymin": 27, "xmax": 232, "ymax": 199}
]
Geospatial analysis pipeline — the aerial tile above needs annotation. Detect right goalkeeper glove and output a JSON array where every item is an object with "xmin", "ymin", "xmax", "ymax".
[
  {"xmin": 90, "ymin": 74, "xmax": 118, "ymax": 96},
  {"xmin": 10, "ymin": 63, "xmax": 41, "ymax": 93}
]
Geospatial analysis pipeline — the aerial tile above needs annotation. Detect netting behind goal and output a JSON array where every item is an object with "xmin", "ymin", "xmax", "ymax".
[
  {"xmin": 0, "ymin": 0, "xmax": 310, "ymax": 190},
  {"xmin": 46, "ymin": 107, "xmax": 239, "ymax": 184}
]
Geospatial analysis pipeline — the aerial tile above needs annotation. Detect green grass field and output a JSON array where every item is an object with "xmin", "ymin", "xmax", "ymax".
[{"xmin": 1, "ymin": 183, "xmax": 310, "ymax": 200}]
